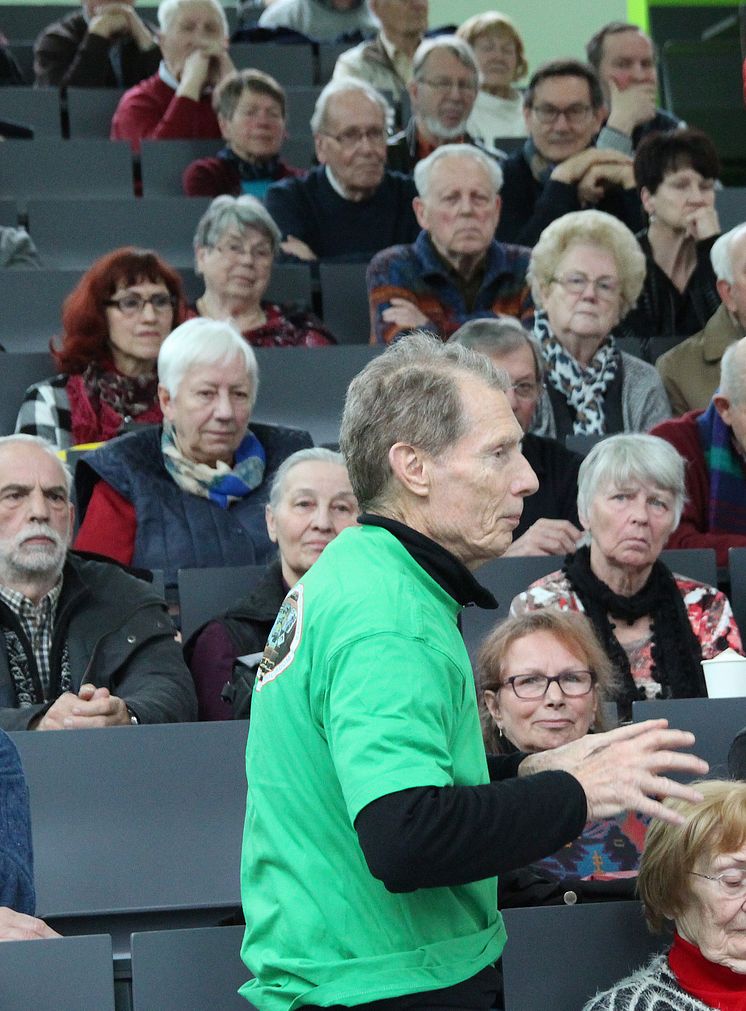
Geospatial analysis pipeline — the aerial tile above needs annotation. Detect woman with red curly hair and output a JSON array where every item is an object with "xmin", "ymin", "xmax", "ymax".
[{"xmin": 15, "ymin": 247, "xmax": 183, "ymax": 450}]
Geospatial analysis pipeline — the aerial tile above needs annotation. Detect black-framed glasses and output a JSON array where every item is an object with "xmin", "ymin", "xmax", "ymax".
[
  {"xmin": 509, "ymin": 380, "xmax": 544, "ymax": 401},
  {"xmin": 689, "ymin": 869, "xmax": 746, "ymax": 899},
  {"xmin": 320, "ymin": 126, "xmax": 388, "ymax": 150},
  {"xmin": 105, "ymin": 293, "xmax": 176, "ymax": 316},
  {"xmin": 530, "ymin": 102, "xmax": 592, "ymax": 125},
  {"xmin": 501, "ymin": 670, "xmax": 595, "ymax": 699}
]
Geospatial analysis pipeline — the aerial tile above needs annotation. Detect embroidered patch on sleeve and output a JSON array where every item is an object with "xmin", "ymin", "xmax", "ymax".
[{"xmin": 255, "ymin": 585, "xmax": 303, "ymax": 690}]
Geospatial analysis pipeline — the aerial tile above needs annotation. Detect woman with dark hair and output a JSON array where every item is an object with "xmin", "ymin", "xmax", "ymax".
[
  {"xmin": 620, "ymin": 128, "xmax": 722, "ymax": 342},
  {"xmin": 15, "ymin": 247, "xmax": 183, "ymax": 450}
]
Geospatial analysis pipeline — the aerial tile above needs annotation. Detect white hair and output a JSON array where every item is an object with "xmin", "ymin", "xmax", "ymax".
[
  {"xmin": 194, "ymin": 195, "xmax": 281, "ymax": 254},
  {"xmin": 414, "ymin": 143, "xmax": 503, "ymax": 198},
  {"xmin": 0, "ymin": 435, "xmax": 72, "ymax": 494},
  {"xmin": 157, "ymin": 0, "xmax": 228, "ymax": 36},
  {"xmin": 309, "ymin": 79, "xmax": 389, "ymax": 135},
  {"xmin": 711, "ymin": 223, "xmax": 746, "ymax": 284},
  {"xmin": 157, "ymin": 317, "xmax": 258, "ymax": 405},
  {"xmin": 268, "ymin": 448, "xmax": 347, "ymax": 511},
  {"xmin": 412, "ymin": 35, "xmax": 480, "ymax": 83},
  {"xmin": 719, "ymin": 337, "xmax": 746, "ymax": 405}
]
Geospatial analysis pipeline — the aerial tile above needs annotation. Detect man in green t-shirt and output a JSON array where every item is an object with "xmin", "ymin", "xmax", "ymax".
[{"xmin": 240, "ymin": 332, "xmax": 708, "ymax": 1011}]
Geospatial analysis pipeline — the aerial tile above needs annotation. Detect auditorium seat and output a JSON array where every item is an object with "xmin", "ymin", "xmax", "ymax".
[
  {"xmin": 140, "ymin": 138, "xmax": 222, "ymax": 196},
  {"xmin": 0, "ymin": 4, "xmax": 76, "ymax": 42},
  {"xmin": 318, "ymin": 261, "xmax": 371, "ymax": 344},
  {"xmin": 0, "ymin": 934, "xmax": 115, "ymax": 1011},
  {"xmin": 0, "ymin": 270, "xmax": 81, "ymax": 353},
  {"xmin": 178, "ymin": 564, "xmax": 266, "ymax": 642},
  {"xmin": 729, "ymin": 546, "xmax": 746, "ymax": 638},
  {"xmin": 229, "ymin": 42, "xmax": 314, "ymax": 87},
  {"xmin": 65, "ymin": 87, "xmax": 125, "ymax": 138},
  {"xmin": 0, "ymin": 88, "xmax": 62, "ymax": 138},
  {"xmin": 0, "ymin": 140, "xmax": 133, "ymax": 202},
  {"xmin": 633, "ymin": 697, "xmax": 746, "ymax": 778},
  {"xmin": 0, "ymin": 351, "xmax": 57, "ymax": 435}
]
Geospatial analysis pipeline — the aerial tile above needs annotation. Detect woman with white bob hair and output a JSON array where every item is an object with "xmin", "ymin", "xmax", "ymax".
[
  {"xmin": 74, "ymin": 317, "xmax": 312, "ymax": 585},
  {"xmin": 528, "ymin": 209, "xmax": 671, "ymax": 439},
  {"xmin": 512, "ymin": 433, "xmax": 742, "ymax": 716}
]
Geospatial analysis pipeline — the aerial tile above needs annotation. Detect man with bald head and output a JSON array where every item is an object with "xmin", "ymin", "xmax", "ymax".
[
  {"xmin": 368, "ymin": 143, "xmax": 533, "ymax": 344},
  {"xmin": 657, "ymin": 223, "xmax": 746, "ymax": 415},
  {"xmin": 0, "ymin": 435, "xmax": 196, "ymax": 730},
  {"xmin": 652, "ymin": 330, "xmax": 746, "ymax": 566}
]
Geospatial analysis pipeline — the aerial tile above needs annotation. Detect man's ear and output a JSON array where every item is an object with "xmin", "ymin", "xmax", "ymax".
[
  {"xmin": 413, "ymin": 196, "xmax": 428, "ymax": 231},
  {"xmin": 388, "ymin": 442, "xmax": 431, "ymax": 499},
  {"xmin": 713, "ymin": 393, "xmax": 733, "ymax": 427}
]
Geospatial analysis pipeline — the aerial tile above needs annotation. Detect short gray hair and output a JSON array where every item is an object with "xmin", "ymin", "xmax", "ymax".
[
  {"xmin": 577, "ymin": 434, "xmax": 686, "ymax": 530},
  {"xmin": 309, "ymin": 79, "xmax": 389, "ymax": 136},
  {"xmin": 0, "ymin": 435, "xmax": 72, "ymax": 495},
  {"xmin": 157, "ymin": 317, "xmax": 259, "ymax": 406},
  {"xmin": 194, "ymin": 195, "xmax": 281, "ymax": 255},
  {"xmin": 449, "ymin": 317, "xmax": 543, "ymax": 380},
  {"xmin": 157, "ymin": 0, "xmax": 228, "ymax": 36},
  {"xmin": 339, "ymin": 330, "xmax": 509, "ymax": 511},
  {"xmin": 719, "ymin": 337, "xmax": 746, "ymax": 405},
  {"xmin": 268, "ymin": 447, "xmax": 348, "ymax": 511},
  {"xmin": 711, "ymin": 223, "xmax": 746, "ymax": 284},
  {"xmin": 413, "ymin": 143, "xmax": 503, "ymax": 198},
  {"xmin": 413, "ymin": 35, "xmax": 480, "ymax": 84},
  {"xmin": 529, "ymin": 209, "xmax": 646, "ymax": 318}
]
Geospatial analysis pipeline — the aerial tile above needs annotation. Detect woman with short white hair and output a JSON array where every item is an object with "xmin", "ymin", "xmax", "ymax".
[
  {"xmin": 74, "ymin": 317, "xmax": 312, "ymax": 585},
  {"xmin": 111, "ymin": 0, "xmax": 233, "ymax": 144},
  {"xmin": 511, "ymin": 433, "xmax": 742, "ymax": 716}
]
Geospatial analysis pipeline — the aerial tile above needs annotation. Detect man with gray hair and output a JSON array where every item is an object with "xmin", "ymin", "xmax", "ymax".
[
  {"xmin": 265, "ymin": 79, "xmax": 419, "ymax": 262},
  {"xmin": 0, "ymin": 435, "xmax": 196, "ymax": 730},
  {"xmin": 652, "ymin": 331, "xmax": 746, "ymax": 566},
  {"xmin": 387, "ymin": 35, "xmax": 485, "ymax": 174},
  {"xmin": 240, "ymin": 330, "xmax": 708, "ymax": 1010},
  {"xmin": 368, "ymin": 143, "xmax": 532, "ymax": 343},
  {"xmin": 657, "ymin": 222, "xmax": 746, "ymax": 415}
]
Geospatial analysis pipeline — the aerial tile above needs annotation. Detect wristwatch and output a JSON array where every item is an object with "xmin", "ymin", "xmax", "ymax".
[{"xmin": 125, "ymin": 706, "xmax": 140, "ymax": 726}]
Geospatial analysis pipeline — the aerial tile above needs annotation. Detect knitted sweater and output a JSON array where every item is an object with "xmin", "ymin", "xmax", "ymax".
[
  {"xmin": 583, "ymin": 954, "xmax": 713, "ymax": 1011},
  {"xmin": 110, "ymin": 72, "xmax": 221, "ymax": 147}
]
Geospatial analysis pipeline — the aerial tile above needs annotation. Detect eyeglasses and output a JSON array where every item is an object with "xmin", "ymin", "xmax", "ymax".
[
  {"xmin": 105, "ymin": 293, "xmax": 176, "ymax": 316},
  {"xmin": 501, "ymin": 671, "xmax": 595, "ymax": 699},
  {"xmin": 530, "ymin": 102, "xmax": 593, "ymax": 125},
  {"xmin": 420, "ymin": 77, "xmax": 478, "ymax": 94},
  {"xmin": 509, "ymin": 380, "xmax": 544, "ymax": 401},
  {"xmin": 212, "ymin": 240, "xmax": 274, "ymax": 261},
  {"xmin": 690, "ymin": 869, "xmax": 746, "ymax": 900},
  {"xmin": 550, "ymin": 272, "xmax": 621, "ymax": 301},
  {"xmin": 320, "ymin": 126, "xmax": 388, "ymax": 150}
]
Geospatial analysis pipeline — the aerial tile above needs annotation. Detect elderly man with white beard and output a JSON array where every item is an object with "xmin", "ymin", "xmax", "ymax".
[{"xmin": 0, "ymin": 435, "xmax": 196, "ymax": 730}]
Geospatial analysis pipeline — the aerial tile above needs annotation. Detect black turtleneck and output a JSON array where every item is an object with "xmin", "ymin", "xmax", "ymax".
[{"xmin": 353, "ymin": 515, "xmax": 588, "ymax": 894}]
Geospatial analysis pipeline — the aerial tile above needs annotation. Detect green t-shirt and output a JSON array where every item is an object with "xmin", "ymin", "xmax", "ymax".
[{"xmin": 240, "ymin": 524, "xmax": 506, "ymax": 1010}]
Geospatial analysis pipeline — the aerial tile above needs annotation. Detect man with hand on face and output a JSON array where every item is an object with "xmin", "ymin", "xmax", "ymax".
[
  {"xmin": 587, "ymin": 22, "xmax": 683, "ymax": 156},
  {"xmin": 34, "ymin": 0, "xmax": 160, "ymax": 87},
  {"xmin": 496, "ymin": 59, "xmax": 643, "ymax": 247},
  {"xmin": 368, "ymin": 144, "xmax": 532, "ymax": 344},
  {"xmin": 111, "ymin": 0, "xmax": 233, "ymax": 145},
  {"xmin": 0, "ymin": 436, "xmax": 196, "ymax": 731}
]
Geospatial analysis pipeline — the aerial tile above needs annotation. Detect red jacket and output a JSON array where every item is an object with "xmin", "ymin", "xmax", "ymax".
[{"xmin": 110, "ymin": 73, "xmax": 221, "ymax": 149}]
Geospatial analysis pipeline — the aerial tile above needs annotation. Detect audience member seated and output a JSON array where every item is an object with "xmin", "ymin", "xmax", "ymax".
[
  {"xmin": 265, "ymin": 80, "xmax": 418, "ymax": 262},
  {"xmin": 368, "ymin": 144, "xmax": 532, "ymax": 344},
  {"xmin": 0, "ymin": 436, "xmax": 197, "ymax": 730},
  {"xmin": 387, "ymin": 36, "xmax": 481, "ymax": 175},
  {"xmin": 15, "ymin": 248, "xmax": 183, "ymax": 451},
  {"xmin": 586, "ymin": 22, "xmax": 683, "ymax": 156},
  {"xmin": 528, "ymin": 210, "xmax": 670, "ymax": 439},
  {"xmin": 583, "ymin": 780, "xmax": 746, "ymax": 1011},
  {"xmin": 332, "ymin": 0, "xmax": 427, "ymax": 103},
  {"xmin": 183, "ymin": 68, "xmax": 302, "ymax": 198},
  {"xmin": 190, "ymin": 195, "xmax": 334, "ymax": 345},
  {"xmin": 456, "ymin": 12, "xmax": 528, "ymax": 151},
  {"xmin": 651, "ymin": 336, "xmax": 746, "ymax": 567},
  {"xmin": 511, "ymin": 434, "xmax": 741, "ymax": 716},
  {"xmin": 657, "ymin": 224, "xmax": 746, "ymax": 416},
  {"xmin": 620, "ymin": 129, "xmax": 722, "ymax": 343},
  {"xmin": 496, "ymin": 60, "xmax": 642, "ymax": 247},
  {"xmin": 111, "ymin": 0, "xmax": 233, "ymax": 145},
  {"xmin": 0, "ymin": 228, "xmax": 40, "ymax": 270},
  {"xmin": 34, "ymin": 0, "xmax": 160, "ymax": 88},
  {"xmin": 74, "ymin": 318, "xmax": 312, "ymax": 585},
  {"xmin": 184, "ymin": 447, "xmax": 357, "ymax": 719},
  {"xmin": 257, "ymin": 0, "xmax": 377, "ymax": 41},
  {"xmin": 449, "ymin": 318, "xmax": 583, "ymax": 558},
  {"xmin": 480, "ymin": 610, "xmax": 647, "ymax": 883}
]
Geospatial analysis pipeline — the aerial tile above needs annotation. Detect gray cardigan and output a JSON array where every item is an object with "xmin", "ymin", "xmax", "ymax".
[{"xmin": 583, "ymin": 953, "xmax": 713, "ymax": 1011}]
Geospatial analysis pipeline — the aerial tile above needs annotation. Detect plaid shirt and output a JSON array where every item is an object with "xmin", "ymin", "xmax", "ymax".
[
  {"xmin": 14, "ymin": 374, "xmax": 73, "ymax": 451},
  {"xmin": 0, "ymin": 580, "xmax": 63, "ymax": 701}
]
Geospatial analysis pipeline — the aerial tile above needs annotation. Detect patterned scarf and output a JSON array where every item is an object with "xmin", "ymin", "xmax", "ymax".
[
  {"xmin": 67, "ymin": 364, "xmax": 161, "ymax": 445},
  {"xmin": 563, "ymin": 545, "xmax": 706, "ymax": 715},
  {"xmin": 217, "ymin": 145, "xmax": 282, "ymax": 182},
  {"xmin": 161, "ymin": 422, "xmax": 266, "ymax": 509},
  {"xmin": 2, "ymin": 629, "xmax": 71, "ymax": 706},
  {"xmin": 696, "ymin": 400, "xmax": 746, "ymax": 537},
  {"xmin": 535, "ymin": 310, "xmax": 620, "ymax": 435},
  {"xmin": 522, "ymin": 136, "xmax": 555, "ymax": 184}
]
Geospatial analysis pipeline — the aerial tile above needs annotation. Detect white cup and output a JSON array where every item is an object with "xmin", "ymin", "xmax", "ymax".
[{"xmin": 701, "ymin": 648, "xmax": 746, "ymax": 699}]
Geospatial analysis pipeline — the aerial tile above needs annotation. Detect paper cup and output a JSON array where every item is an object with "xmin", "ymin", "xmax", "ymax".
[{"xmin": 701, "ymin": 648, "xmax": 746, "ymax": 699}]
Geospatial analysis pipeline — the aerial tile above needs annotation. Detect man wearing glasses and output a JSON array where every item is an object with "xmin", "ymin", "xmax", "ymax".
[
  {"xmin": 387, "ymin": 36, "xmax": 487, "ymax": 174},
  {"xmin": 265, "ymin": 79, "xmax": 419, "ymax": 263},
  {"xmin": 496, "ymin": 59, "xmax": 643, "ymax": 247}
]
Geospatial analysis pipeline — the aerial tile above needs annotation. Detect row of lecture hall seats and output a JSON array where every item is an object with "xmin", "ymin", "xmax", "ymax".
[{"xmin": 6, "ymin": 692, "xmax": 745, "ymax": 1009}]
